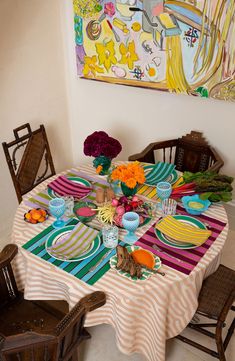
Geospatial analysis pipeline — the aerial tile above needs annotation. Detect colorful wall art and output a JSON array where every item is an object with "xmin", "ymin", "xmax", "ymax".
[{"xmin": 73, "ymin": 0, "xmax": 235, "ymax": 101}]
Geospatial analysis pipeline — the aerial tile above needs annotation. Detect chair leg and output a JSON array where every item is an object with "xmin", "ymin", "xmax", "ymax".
[
  {"xmin": 215, "ymin": 322, "xmax": 226, "ymax": 361},
  {"xmin": 224, "ymin": 317, "xmax": 235, "ymax": 351}
]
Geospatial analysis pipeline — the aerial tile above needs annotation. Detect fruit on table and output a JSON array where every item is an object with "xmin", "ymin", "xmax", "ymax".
[
  {"xmin": 24, "ymin": 208, "xmax": 48, "ymax": 224},
  {"xmin": 131, "ymin": 249, "xmax": 155, "ymax": 269},
  {"xmin": 30, "ymin": 209, "xmax": 42, "ymax": 220}
]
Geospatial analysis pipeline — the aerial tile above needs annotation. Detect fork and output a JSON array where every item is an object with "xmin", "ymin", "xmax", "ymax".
[{"xmin": 152, "ymin": 244, "xmax": 183, "ymax": 263}]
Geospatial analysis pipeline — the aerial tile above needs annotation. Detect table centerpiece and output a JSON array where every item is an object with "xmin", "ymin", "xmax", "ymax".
[
  {"xmin": 83, "ymin": 131, "xmax": 122, "ymax": 175},
  {"xmin": 110, "ymin": 162, "xmax": 146, "ymax": 196}
]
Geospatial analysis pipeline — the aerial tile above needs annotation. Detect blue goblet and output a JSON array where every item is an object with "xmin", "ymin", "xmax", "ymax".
[
  {"xmin": 49, "ymin": 198, "xmax": 66, "ymax": 229},
  {"xmin": 157, "ymin": 181, "xmax": 172, "ymax": 201},
  {"xmin": 122, "ymin": 212, "xmax": 140, "ymax": 245}
]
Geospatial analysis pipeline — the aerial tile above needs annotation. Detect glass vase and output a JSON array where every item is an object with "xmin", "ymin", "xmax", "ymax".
[
  {"xmin": 93, "ymin": 155, "xmax": 111, "ymax": 175},
  {"xmin": 121, "ymin": 182, "xmax": 138, "ymax": 197}
]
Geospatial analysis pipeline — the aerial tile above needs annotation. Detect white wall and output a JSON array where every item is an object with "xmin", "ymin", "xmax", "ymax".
[
  {"xmin": 0, "ymin": 0, "xmax": 73, "ymax": 244},
  {"xmin": 61, "ymin": 0, "xmax": 235, "ymax": 178},
  {"xmin": 1, "ymin": 0, "xmax": 235, "ymax": 245}
]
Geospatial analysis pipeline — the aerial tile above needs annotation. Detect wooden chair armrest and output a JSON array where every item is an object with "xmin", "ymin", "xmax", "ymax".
[
  {"xmin": 0, "ymin": 244, "xmax": 18, "ymax": 268},
  {"xmin": 128, "ymin": 139, "xmax": 178, "ymax": 163},
  {"xmin": 54, "ymin": 292, "xmax": 106, "ymax": 336},
  {"xmin": 79, "ymin": 291, "xmax": 106, "ymax": 312}
]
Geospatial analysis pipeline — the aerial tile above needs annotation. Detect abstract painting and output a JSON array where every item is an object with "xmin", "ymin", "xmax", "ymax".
[{"xmin": 73, "ymin": 0, "xmax": 235, "ymax": 101}]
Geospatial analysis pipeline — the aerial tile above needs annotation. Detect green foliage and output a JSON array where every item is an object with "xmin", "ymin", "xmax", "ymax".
[{"xmin": 183, "ymin": 171, "xmax": 234, "ymax": 203}]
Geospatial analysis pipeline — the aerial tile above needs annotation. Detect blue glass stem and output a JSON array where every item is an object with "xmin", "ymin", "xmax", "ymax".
[{"xmin": 53, "ymin": 217, "xmax": 65, "ymax": 229}]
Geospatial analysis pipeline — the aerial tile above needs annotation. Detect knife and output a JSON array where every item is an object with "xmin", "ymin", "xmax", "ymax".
[{"xmin": 89, "ymin": 250, "xmax": 113, "ymax": 273}]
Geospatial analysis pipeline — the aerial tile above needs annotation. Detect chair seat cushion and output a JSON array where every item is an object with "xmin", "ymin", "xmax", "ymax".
[
  {"xmin": 197, "ymin": 265, "xmax": 235, "ymax": 319},
  {"xmin": 0, "ymin": 295, "xmax": 64, "ymax": 337}
]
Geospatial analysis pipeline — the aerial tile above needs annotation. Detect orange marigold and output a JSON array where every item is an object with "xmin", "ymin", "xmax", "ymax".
[
  {"xmin": 110, "ymin": 162, "xmax": 146, "ymax": 187},
  {"xmin": 125, "ymin": 178, "xmax": 137, "ymax": 189}
]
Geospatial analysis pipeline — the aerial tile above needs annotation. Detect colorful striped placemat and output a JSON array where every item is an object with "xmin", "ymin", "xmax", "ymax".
[
  {"xmin": 135, "ymin": 205, "xmax": 227, "ymax": 275},
  {"xmin": 22, "ymin": 218, "xmax": 124, "ymax": 285},
  {"xmin": 137, "ymin": 184, "xmax": 157, "ymax": 200}
]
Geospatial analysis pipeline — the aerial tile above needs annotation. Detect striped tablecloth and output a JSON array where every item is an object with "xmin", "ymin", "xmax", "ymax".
[{"xmin": 12, "ymin": 162, "xmax": 228, "ymax": 361}]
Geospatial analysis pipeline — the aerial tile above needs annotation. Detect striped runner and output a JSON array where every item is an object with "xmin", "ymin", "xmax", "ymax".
[
  {"xmin": 136, "ymin": 205, "xmax": 227, "ymax": 275},
  {"xmin": 22, "ymin": 217, "xmax": 124, "ymax": 285}
]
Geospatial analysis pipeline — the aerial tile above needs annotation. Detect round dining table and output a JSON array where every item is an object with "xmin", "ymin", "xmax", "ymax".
[{"xmin": 12, "ymin": 162, "xmax": 229, "ymax": 361}]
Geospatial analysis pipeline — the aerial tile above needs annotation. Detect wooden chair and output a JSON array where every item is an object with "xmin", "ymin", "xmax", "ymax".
[
  {"xmin": 176, "ymin": 265, "xmax": 235, "ymax": 361},
  {"xmin": 2, "ymin": 123, "xmax": 56, "ymax": 203},
  {"xmin": 128, "ymin": 131, "xmax": 224, "ymax": 173},
  {"xmin": 0, "ymin": 244, "xmax": 106, "ymax": 361}
]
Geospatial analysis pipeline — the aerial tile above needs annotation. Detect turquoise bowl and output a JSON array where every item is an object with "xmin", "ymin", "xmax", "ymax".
[{"xmin": 182, "ymin": 195, "xmax": 211, "ymax": 215}]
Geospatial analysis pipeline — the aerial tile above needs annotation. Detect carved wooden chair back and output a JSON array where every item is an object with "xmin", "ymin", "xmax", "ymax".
[
  {"xmin": 0, "ymin": 245, "xmax": 106, "ymax": 361},
  {"xmin": 2, "ymin": 123, "xmax": 55, "ymax": 203},
  {"xmin": 128, "ymin": 131, "xmax": 224, "ymax": 173},
  {"xmin": 174, "ymin": 131, "xmax": 220, "ymax": 172}
]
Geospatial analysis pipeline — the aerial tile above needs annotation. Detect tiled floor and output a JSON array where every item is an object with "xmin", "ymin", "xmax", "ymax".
[{"xmin": 79, "ymin": 208, "xmax": 235, "ymax": 361}]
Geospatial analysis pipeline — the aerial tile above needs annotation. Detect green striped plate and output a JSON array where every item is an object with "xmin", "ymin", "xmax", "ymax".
[
  {"xmin": 48, "ymin": 177, "xmax": 92, "ymax": 199},
  {"xmin": 45, "ymin": 225, "xmax": 101, "ymax": 261},
  {"xmin": 155, "ymin": 215, "xmax": 207, "ymax": 249},
  {"xmin": 110, "ymin": 246, "xmax": 161, "ymax": 281}
]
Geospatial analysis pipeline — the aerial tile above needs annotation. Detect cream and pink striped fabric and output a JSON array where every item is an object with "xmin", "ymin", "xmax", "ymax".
[{"xmin": 12, "ymin": 162, "xmax": 228, "ymax": 361}]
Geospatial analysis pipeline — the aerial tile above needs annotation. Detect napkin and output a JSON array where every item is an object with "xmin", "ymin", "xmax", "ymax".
[
  {"xmin": 155, "ymin": 215, "xmax": 212, "ymax": 246},
  {"xmin": 48, "ymin": 175, "xmax": 92, "ymax": 198},
  {"xmin": 144, "ymin": 162, "xmax": 175, "ymax": 185},
  {"xmin": 48, "ymin": 222, "xmax": 99, "ymax": 259}
]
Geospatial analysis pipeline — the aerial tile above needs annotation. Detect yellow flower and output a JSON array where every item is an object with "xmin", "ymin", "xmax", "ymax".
[
  {"xmin": 83, "ymin": 55, "xmax": 104, "ymax": 77},
  {"xmin": 119, "ymin": 40, "xmax": 139, "ymax": 70},
  {"xmin": 96, "ymin": 40, "xmax": 117, "ymax": 72}
]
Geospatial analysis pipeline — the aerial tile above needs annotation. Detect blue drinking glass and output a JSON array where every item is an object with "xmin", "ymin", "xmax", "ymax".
[
  {"xmin": 156, "ymin": 182, "xmax": 172, "ymax": 211},
  {"xmin": 122, "ymin": 212, "xmax": 140, "ymax": 245},
  {"xmin": 156, "ymin": 182, "xmax": 172, "ymax": 201},
  {"xmin": 49, "ymin": 198, "xmax": 66, "ymax": 229}
]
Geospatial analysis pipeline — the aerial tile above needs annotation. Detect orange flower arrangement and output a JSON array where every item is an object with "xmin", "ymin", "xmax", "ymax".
[{"xmin": 111, "ymin": 162, "xmax": 146, "ymax": 189}]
